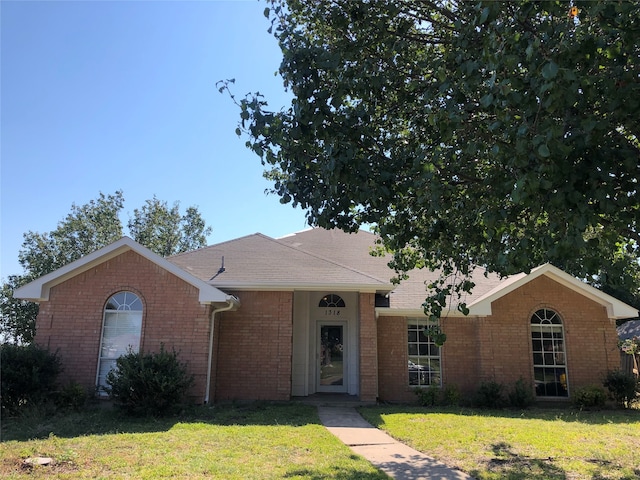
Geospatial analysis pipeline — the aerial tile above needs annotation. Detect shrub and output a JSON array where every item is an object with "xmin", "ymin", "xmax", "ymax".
[
  {"xmin": 441, "ymin": 384, "xmax": 461, "ymax": 406},
  {"xmin": 105, "ymin": 345, "xmax": 194, "ymax": 416},
  {"xmin": 474, "ymin": 380, "xmax": 505, "ymax": 408},
  {"xmin": 572, "ymin": 385, "xmax": 607, "ymax": 409},
  {"xmin": 508, "ymin": 378, "xmax": 535, "ymax": 408},
  {"xmin": 603, "ymin": 370, "xmax": 639, "ymax": 408},
  {"xmin": 55, "ymin": 381, "xmax": 88, "ymax": 411},
  {"xmin": 1, "ymin": 344, "xmax": 62, "ymax": 415},
  {"xmin": 414, "ymin": 385, "xmax": 440, "ymax": 406}
]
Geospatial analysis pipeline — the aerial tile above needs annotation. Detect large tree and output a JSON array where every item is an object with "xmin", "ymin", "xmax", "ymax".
[
  {"xmin": 227, "ymin": 0, "xmax": 639, "ymax": 316},
  {"xmin": 127, "ymin": 196, "xmax": 212, "ymax": 258},
  {"xmin": 1, "ymin": 191, "xmax": 212, "ymax": 344}
]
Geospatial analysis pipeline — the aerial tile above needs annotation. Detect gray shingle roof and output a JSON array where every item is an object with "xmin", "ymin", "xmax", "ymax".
[
  {"xmin": 168, "ymin": 232, "xmax": 391, "ymax": 291},
  {"xmin": 168, "ymin": 228, "xmax": 503, "ymax": 310},
  {"xmin": 618, "ymin": 319, "xmax": 640, "ymax": 340}
]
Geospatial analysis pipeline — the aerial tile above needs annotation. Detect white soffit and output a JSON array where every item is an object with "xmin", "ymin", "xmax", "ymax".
[{"xmin": 13, "ymin": 237, "xmax": 236, "ymax": 306}]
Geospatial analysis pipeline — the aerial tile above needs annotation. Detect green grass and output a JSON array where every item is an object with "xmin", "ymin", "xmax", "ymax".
[
  {"xmin": 4, "ymin": 402, "xmax": 640, "ymax": 480},
  {"xmin": 358, "ymin": 405, "xmax": 640, "ymax": 480},
  {"xmin": 0, "ymin": 403, "xmax": 389, "ymax": 479}
]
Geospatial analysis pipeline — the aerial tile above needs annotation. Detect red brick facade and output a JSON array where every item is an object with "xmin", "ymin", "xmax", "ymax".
[
  {"xmin": 358, "ymin": 293, "xmax": 378, "ymax": 402},
  {"xmin": 212, "ymin": 291, "xmax": 293, "ymax": 402},
  {"xmin": 376, "ymin": 276, "xmax": 620, "ymax": 403},
  {"xmin": 32, "ymin": 250, "xmax": 621, "ymax": 405},
  {"xmin": 34, "ymin": 250, "xmax": 213, "ymax": 402}
]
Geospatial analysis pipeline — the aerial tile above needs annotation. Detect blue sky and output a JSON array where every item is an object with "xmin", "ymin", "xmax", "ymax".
[{"xmin": 1, "ymin": 0, "xmax": 311, "ymax": 278}]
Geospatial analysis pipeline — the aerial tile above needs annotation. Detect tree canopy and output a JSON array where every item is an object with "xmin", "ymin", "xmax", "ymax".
[
  {"xmin": 128, "ymin": 196, "xmax": 212, "ymax": 258},
  {"xmin": 226, "ymin": 0, "xmax": 640, "ymax": 317},
  {"xmin": 1, "ymin": 191, "xmax": 212, "ymax": 344}
]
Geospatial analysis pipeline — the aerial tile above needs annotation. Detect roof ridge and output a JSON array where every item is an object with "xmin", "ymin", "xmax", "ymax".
[
  {"xmin": 169, "ymin": 233, "xmax": 268, "ymax": 259},
  {"xmin": 268, "ymin": 233, "xmax": 391, "ymax": 285}
]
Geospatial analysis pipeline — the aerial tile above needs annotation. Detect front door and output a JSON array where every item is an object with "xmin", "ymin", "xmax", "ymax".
[{"xmin": 318, "ymin": 322, "xmax": 347, "ymax": 392}]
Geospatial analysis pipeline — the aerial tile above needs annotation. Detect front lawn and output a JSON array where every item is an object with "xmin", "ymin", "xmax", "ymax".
[
  {"xmin": 0, "ymin": 403, "xmax": 388, "ymax": 479},
  {"xmin": 359, "ymin": 406, "xmax": 640, "ymax": 480},
  {"xmin": 3, "ymin": 403, "xmax": 639, "ymax": 479}
]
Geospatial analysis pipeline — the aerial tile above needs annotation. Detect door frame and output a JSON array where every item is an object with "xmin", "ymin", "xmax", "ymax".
[{"xmin": 317, "ymin": 320, "xmax": 348, "ymax": 393}]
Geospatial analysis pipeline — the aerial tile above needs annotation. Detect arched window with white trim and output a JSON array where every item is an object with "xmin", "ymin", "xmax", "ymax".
[
  {"xmin": 96, "ymin": 291, "xmax": 143, "ymax": 393},
  {"xmin": 531, "ymin": 308, "xmax": 568, "ymax": 397}
]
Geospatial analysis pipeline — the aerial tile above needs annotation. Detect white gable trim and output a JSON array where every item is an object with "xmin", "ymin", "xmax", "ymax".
[
  {"xmin": 468, "ymin": 263, "xmax": 638, "ymax": 319},
  {"xmin": 14, "ymin": 237, "xmax": 238, "ymax": 306}
]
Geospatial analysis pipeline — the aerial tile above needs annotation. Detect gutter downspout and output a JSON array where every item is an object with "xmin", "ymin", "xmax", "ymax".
[{"xmin": 204, "ymin": 297, "xmax": 239, "ymax": 404}]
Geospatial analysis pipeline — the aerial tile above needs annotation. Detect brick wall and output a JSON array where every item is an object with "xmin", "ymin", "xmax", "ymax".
[
  {"xmin": 359, "ymin": 293, "xmax": 378, "ymax": 402},
  {"xmin": 484, "ymin": 275, "xmax": 619, "ymax": 393},
  {"xmin": 34, "ymin": 250, "xmax": 212, "ymax": 402},
  {"xmin": 213, "ymin": 291, "xmax": 293, "ymax": 401},
  {"xmin": 377, "ymin": 315, "xmax": 416, "ymax": 403},
  {"xmin": 376, "ymin": 275, "xmax": 619, "ymax": 403}
]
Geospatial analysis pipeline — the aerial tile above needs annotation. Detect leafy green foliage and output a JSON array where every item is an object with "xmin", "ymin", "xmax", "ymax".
[
  {"xmin": 55, "ymin": 381, "xmax": 89, "ymax": 412},
  {"xmin": 19, "ymin": 191, "xmax": 125, "ymax": 279},
  {"xmin": 415, "ymin": 384, "xmax": 461, "ymax": 406},
  {"xmin": 603, "ymin": 369, "xmax": 639, "ymax": 408},
  {"xmin": 1, "ymin": 191, "xmax": 213, "ymax": 344},
  {"xmin": 127, "ymin": 196, "xmax": 212, "ymax": 257},
  {"xmin": 414, "ymin": 385, "xmax": 440, "ymax": 406},
  {"xmin": 0, "ymin": 344, "xmax": 62, "ymax": 415},
  {"xmin": 507, "ymin": 377, "xmax": 535, "ymax": 408},
  {"xmin": 227, "ymin": 0, "xmax": 640, "ymax": 316},
  {"xmin": 474, "ymin": 380, "xmax": 506, "ymax": 408},
  {"xmin": 0, "ymin": 275, "xmax": 39, "ymax": 344},
  {"xmin": 105, "ymin": 346, "xmax": 195, "ymax": 416},
  {"xmin": 572, "ymin": 385, "xmax": 607, "ymax": 409}
]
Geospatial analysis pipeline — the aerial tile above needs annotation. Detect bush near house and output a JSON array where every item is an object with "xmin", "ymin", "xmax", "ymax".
[
  {"xmin": 105, "ymin": 345, "xmax": 194, "ymax": 416},
  {"xmin": 0, "ymin": 344, "xmax": 62, "ymax": 415},
  {"xmin": 572, "ymin": 385, "xmax": 607, "ymax": 409},
  {"xmin": 603, "ymin": 369, "xmax": 639, "ymax": 408}
]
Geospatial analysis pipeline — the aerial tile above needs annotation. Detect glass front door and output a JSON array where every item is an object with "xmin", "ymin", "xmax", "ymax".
[{"xmin": 318, "ymin": 323, "xmax": 347, "ymax": 392}]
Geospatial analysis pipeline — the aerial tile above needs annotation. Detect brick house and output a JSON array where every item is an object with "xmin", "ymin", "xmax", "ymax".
[{"xmin": 15, "ymin": 228, "xmax": 638, "ymax": 404}]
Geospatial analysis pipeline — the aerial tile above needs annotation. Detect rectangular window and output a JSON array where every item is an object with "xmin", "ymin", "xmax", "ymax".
[{"xmin": 407, "ymin": 318, "xmax": 441, "ymax": 387}]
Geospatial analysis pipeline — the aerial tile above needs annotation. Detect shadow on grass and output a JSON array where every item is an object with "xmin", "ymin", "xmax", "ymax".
[
  {"xmin": 1, "ymin": 402, "xmax": 321, "ymax": 441},
  {"xmin": 469, "ymin": 441, "xmax": 640, "ymax": 480},
  {"xmin": 466, "ymin": 441, "xmax": 569, "ymax": 479},
  {"xmin": 360, "ymin": 406, "xmax": 640, "ymax": 480},
  {"xmin": 284, "ymin": 462, "xmax": 389, "ymax": 480},
  {"xmin": 360, "ymin": 404, "xmax": 640, "ymax": 426}
]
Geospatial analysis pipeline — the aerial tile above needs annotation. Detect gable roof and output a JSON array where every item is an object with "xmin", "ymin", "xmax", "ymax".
[
  {"xmin": 15, "ymin": 229, "xmax": 638, "ymax": 321},
  {"xmin": 14, "ymin": 237, "xmax": 238, "ymax": 306},
  {"xmin": 276, "ymin": 228, "xmax": 504, "ymax": 309},
  {"xmin": 168, "ymin": 232, "xmax": 392, "ymax": 292},
  {"xmin": 468, "ymin": 263, "xmax": 638, "ymax": 319}
]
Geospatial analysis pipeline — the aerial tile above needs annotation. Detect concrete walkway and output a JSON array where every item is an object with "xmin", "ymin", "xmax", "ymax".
[{"xmin": 317, "ymin": 406, "xmax": 474, "ymax": 480}]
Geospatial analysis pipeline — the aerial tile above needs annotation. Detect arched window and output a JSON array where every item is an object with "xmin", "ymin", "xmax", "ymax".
[
  {"xmin": 96, "ymin": 291, "xmax": 143, "ymax": 393},
  {"xmin": 318, "ymin": 294, "xmax": 346, "ymax": 308},
  {"xmin": 531, "ymin": 308, "xmax": 568, "ymax": 397}
]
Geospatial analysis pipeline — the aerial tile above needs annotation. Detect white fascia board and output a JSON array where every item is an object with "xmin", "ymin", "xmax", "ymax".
[
  {"xmin": 209, "ymin": 282, "xmax": 395, "ymax": 294},
  {"xmin": 468, "ymin": 264, "xmax": 639, "ymax": 319},
  {"xmin": 375, "ymin": 307, "xmax": 470, "ymax": 318},
  {"xmin": 14, "ymin": 237, "xmax": 236, "ymax": 306}
]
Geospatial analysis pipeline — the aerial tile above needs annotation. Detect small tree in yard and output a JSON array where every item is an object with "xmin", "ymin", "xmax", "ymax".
[
  {"xmin": 619, "ymin": 336, "xmax": 640, "ymax": 378},
  {"xmin": 105, "ymin": 345, "xmax": 194, "ymax": 416}
]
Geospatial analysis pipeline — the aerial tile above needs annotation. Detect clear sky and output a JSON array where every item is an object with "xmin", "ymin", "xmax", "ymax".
[{"xmin": 1, "ymin": 0, "xmax": 311, "ymax": 278}]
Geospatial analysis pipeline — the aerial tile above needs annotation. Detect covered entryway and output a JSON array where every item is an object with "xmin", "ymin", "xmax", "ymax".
[{"xmin": 291, "ymin": 291, "xmax": 359, "ymax": 397}]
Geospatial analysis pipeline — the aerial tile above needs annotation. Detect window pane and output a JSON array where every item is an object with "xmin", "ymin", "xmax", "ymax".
[
  {"xmin": 531, "ymin": 309, "xmax": 568, "ymax": 397},
  {"xmin": 407, "ymin": 319, "xmax": 441, "ymax": 387},
  {"xmin": 98, "ymin": 292, "xmax": 143, "ymax": 394}
]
